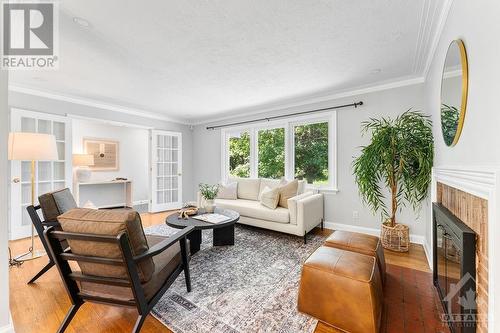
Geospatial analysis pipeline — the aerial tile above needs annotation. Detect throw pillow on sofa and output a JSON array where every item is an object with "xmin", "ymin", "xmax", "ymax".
[
  {"xmin": 278, "ymin": 179, "xmax": 298, "ymax": 208},
  {"xmin": 260, "ymin": 186, "xmax": 280, "ymax": 209},
  {"xmin": 217, "ymin": 182, "xmax": 238, "ymax": 199}
]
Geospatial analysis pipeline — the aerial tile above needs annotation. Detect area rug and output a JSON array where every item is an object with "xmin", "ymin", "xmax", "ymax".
[{"xmin": 145, "ymin": 224, "xmax": 325, "ymax": 333}]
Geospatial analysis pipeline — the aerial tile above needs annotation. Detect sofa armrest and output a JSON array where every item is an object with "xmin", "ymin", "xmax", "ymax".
[
  {"xmin": 296, "ymin": 193, "xmax": 324, "ymax": 233},
  {"xmin": 288, "ymin": 191, "xmax": 314, "ymax": 225}
]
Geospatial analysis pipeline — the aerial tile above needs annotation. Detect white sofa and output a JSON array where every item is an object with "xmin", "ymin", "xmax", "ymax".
[{"xmin": 198, "ymin": 178, "xmax": 324, "ymax": 242}]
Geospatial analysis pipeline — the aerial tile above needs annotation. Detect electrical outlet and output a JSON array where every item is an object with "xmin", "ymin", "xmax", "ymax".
[{"xmin": 352, "ymin": 211, "xmax": 359, "ymax": 219}]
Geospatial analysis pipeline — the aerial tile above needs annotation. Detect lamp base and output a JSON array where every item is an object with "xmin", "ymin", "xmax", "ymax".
[
  {"xmin": 76, "ymin": 166, "xmax": 92, "ymax": 183},
  {"xmin": 14, "ymin": 249, "xmax": 46, "ymax": 262}
]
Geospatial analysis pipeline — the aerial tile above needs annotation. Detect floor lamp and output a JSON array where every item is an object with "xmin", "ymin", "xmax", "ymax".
[{"xmin": 8, "ymin": 132, "xmax": 58, "ymax": 262}]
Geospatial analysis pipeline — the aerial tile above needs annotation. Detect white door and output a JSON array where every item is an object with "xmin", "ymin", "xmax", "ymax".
[
  {"xmin": 10, "ymin": 109, "xmax": 72, "ymax": 240},
  {"xmin": 150, "ymin": 130, "xmax": 182, "ymax": 212}
]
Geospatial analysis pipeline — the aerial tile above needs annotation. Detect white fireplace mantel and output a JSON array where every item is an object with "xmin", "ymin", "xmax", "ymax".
[{"xmin": 431, "ymin": 166, "xmax": 499, "ymax": 332}]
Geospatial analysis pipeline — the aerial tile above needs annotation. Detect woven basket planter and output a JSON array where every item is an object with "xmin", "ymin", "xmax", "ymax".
[{"xmin": 381, "ymin": 223, "xmax": 409, "ymax": 252}]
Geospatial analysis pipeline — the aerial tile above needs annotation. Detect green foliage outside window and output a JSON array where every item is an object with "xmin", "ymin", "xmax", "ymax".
[
  {"xmin": 229, "ymin": 132, "xmax": 250, "ymax": 177},
  {"xmin": 294, "ymin": 122, "xmax": 329, "ymax": 185},
  {"xmin": 258, "ymin": 128, "xmax": 285, "ymax": 179}
]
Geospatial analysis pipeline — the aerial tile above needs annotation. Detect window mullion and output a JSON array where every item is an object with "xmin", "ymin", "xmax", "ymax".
[
  {"xmin": 285, "ymin": 123, "xmax": 292, "ymax": 180},
  {"xmin": 250, "ymin": 128, "xmax": 257, "ymax": 178}
]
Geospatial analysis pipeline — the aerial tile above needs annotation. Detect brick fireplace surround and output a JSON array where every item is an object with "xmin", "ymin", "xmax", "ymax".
[{"xmin": 432, "ymin": 167, "xmax": 499, "ymax": 333}]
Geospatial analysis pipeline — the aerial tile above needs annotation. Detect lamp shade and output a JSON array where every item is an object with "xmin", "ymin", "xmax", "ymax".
[
  {"xmin": 73, "ymin": 154, "xmax": 95, "ymax": 167},
  {"xmin": 8, "ymin": 132, "xmax": 58, "ymax": 161}
]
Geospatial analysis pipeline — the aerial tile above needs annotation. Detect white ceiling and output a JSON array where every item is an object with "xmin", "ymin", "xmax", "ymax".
[{"xmin": 9, "ymin": 0, "xmax": 449, "ymax": 123}]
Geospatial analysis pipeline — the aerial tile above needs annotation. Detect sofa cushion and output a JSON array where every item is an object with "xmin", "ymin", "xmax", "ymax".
[
  {"xmin": 217, "ymin": 181, "xmax": 238, "ymax": 200},
  {"xmin": 58, "ymin": 208, "xmax": 154, "ymax": 283},
  {"xmin": 297, "ymin": 180, "xmax": 306, "ymax": 195},
  {"xmin": 215, "ymin": 198, "xmax": 289, "ymax": 223},
  {"xmin": 258, "ymin": 178, "xmax": 281, "ymax": 200},
  {"xmin": 260, "ymin": 186, "xmax": 280, "ymax": 209},
  {"xmin": 278, "ymin": 179, "xmax": 299, "ymax": 208},
  {"xmin": 229, "ymin": 177, "xmax": 261, "ymax": 201}
]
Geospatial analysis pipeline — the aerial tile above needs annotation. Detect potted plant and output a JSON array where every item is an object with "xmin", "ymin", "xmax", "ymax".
[
  {"xmin": 199, "ymin": 183, "xmax": 219, "ymax": 213},
  {"xmin": 353, "ymin": 111, "xmax": 433, "ymax": 252}
]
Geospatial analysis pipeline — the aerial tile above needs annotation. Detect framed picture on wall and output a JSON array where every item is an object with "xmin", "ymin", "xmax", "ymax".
[{"xmin": 83, "ymin": 138, "xmax": 119, "ymax": 171}]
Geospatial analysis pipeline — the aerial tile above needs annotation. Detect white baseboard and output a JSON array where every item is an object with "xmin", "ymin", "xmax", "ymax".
[
  {"xmin": 323, "ymin": 221, "xmax": 432, "ymax": 270},
  {"xmin": 423, "ymin": 240, "xmax": 433, "ymax": 271},
  {"xmin": 133, "ymin": 200, "xmax": 149, "ymax": 206},
  {"xmin": 323, "ymin": 221, "xmax": 426, "ymax": 245}
]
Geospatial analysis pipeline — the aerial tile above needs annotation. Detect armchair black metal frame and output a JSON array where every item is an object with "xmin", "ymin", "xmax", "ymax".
[
  {"xmin": 43, "ymin": 225, "xmax": 194, "ymax": 333},
  {"xmin": 25, "ymin": 204, "xmax": 60, "ymax": 284}
]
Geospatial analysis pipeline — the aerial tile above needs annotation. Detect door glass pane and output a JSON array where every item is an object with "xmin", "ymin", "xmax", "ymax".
[
  {"xmin": 21, "ymin": 161, "xmax": 31, "ymax": 182},
  {"xmin": 172, "ymin": 150, "xmax": 178, "ymax": 163},
  {"xmin": 21, "ymin": 117, "xmax": 36, "ymax": 132},
  {"xmin": 157, "ymin": 191, "xmax": 164, "ymax": 204},
  {"xmin": 229, "ymin": 131, "xmax": 250, "ymax": 178},
  {"xmin": 22, "ymin": 184, "xmax": 32, "ymax": 205},
  {"xmin": 53, "ymin": 121, "xmax": 65, "ymax": 140},
  {"xmin": 165, "ymin": 190, "xmax": 172, "ymax": 203},
  {"xmin": 38, "ymin": 182, "xmax": 52, "ymax": 197},
  {"xmin": 294, "ymin": 122, "xmax": 329, "ymax": 185},
  {"xmin": 258, "ymin": 127, "xmax": 285, "ymax": 179},
  {"xmin": 56, "ymin": 142, "xmax": 65, "ymax": 160},
  {"xmin": 172, "ymin": 136, "xmax": 178, "ymax": 149},
  {"xmin": 53, "ymin": 181, "xmax": 65, "ymax": 191},
  {"xmin": 172, "ymin": 190, "xmax": 178, "ymax": 202},
  {"xmin": 38, "ymin": 119, "xmax": 51, "ymax": 134},
  {"xmin": 38, "ymin": 162, "xmax": 51, "ymax": 181},
  {"xmin": 54, "ymin": 162, "xmax": 65, "ymax": 180}
]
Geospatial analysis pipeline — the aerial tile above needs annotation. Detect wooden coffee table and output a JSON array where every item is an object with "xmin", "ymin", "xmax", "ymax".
[{"xmin": 166, "ymin": 208, "xmax": 239, "ymax": 254}]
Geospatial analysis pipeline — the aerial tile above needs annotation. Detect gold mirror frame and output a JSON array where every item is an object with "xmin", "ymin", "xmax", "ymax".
[{"xmin": 440, "ymin": 39, "xmax": 469, "ymax": 147}]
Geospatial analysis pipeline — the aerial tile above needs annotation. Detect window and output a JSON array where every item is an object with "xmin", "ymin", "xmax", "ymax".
[
  {"xmin": 222, "ymin": 113, "xmax": 336, "ymax": 190},
  {"xmin": 258, "ymin": 127, "xmax": 285, "ymax": 179},
  {"xmin": 294, "ymin": 122, "xmax": 329, "ymax": 185},
  {"xmin": 228, "ymin": 131, "xmax": 250, "ymax": 178}
]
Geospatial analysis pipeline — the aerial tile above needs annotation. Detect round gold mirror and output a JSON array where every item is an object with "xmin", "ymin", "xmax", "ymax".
[{"xmin": 440, "ymin": 39, "xmax": 468, "ymax": 146}]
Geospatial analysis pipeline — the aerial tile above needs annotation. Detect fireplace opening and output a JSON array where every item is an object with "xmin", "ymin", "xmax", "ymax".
[{"xmin": 433, "ymin": 203, "xmax": 477, "ymax": 333}]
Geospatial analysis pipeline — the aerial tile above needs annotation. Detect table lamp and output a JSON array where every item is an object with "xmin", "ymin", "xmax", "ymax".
[
  {"xmin": 73, "ymin": 154, "xmax": 94, "ymax": 182},
  {"xmin": 8, "ymin": 132, "xmax": 58, "ymax": 261}
]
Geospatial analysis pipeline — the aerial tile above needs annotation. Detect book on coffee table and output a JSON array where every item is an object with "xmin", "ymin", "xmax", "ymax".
[{"xmin": 192, "ymin": 213, "xmax": 231, "ymax": 224}]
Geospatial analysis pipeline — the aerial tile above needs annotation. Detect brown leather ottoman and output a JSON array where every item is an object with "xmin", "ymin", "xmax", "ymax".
[
  {"xmin": 324, "ymin": 230, "xmax": 386, "ymax": 284},
  {"xmin": 298, "ymin": 246, "xmax": 383, "ymax": 333}
]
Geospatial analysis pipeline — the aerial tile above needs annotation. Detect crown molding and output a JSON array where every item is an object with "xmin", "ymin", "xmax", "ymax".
[
  {"xmin": 422, "ymin": 0, "xmax": 454, "ymax": 78},
  {"xmin": 413, "ymin": 0, "xmax": 454, "ymax": 76},
  {"xmin": 8, "ymin": 84, "xmax": 189, "ymax": 125},
  {"xmin": 192, "ymin": 75, "xmax": 425, "ymax": 126}
]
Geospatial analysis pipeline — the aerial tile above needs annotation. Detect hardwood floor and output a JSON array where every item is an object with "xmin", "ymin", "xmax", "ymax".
[{"xmin": 9, "ymin": 211, "xmax": 432, "ymax": 333}]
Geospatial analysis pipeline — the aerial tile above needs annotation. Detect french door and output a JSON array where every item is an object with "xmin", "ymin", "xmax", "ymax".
[
  {"xmin": 10, "ymin": 109, "xmax": 72, "ymax": 240},
  {"xmin": 150, "ymin": 130, "xmax": 182, "ymax": 212}
]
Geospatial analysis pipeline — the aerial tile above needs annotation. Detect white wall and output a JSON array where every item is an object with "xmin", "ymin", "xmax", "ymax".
[
  {"xmin": 1, "ymin": 66, "xmax": 13, "ymax": 331},
  {"xmin": 72, "ymin": 119, "xmax": 149, "ymax": 204},
  {"xmin": 193, "ymin": 83, "xmax": 429, "ymax": 240},
  {"xmin": 423, "ymin": 0, "xmax": 500, "ymax": 327},
  {"xmin": 8, "ymin": 90, "xmax": 195, "ymax": 204}
]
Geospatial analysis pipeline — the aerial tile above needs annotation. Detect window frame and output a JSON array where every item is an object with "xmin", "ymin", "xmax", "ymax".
[{"xmin": 220, "ymin": 111, "xmax": 338, "ymax": 192}]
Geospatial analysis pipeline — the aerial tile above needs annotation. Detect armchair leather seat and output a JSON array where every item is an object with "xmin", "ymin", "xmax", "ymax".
[{"xmin": 80, "ymin": 235, "xmax": 184, "ymax": 302}]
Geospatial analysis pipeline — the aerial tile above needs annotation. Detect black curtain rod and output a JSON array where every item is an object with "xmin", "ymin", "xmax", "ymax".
[{"xmin": 206, "ymin": 101, "xmax": 363, "ymax": 130}]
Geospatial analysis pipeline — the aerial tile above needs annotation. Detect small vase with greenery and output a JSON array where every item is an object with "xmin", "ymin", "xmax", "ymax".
[
  {"xmin": 199, "ymin": 183, "xmax": 219, "ymax": 213},
  {"xmin": 353, "ymin": 110, "xmax": 433, "ymax": 251}
]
